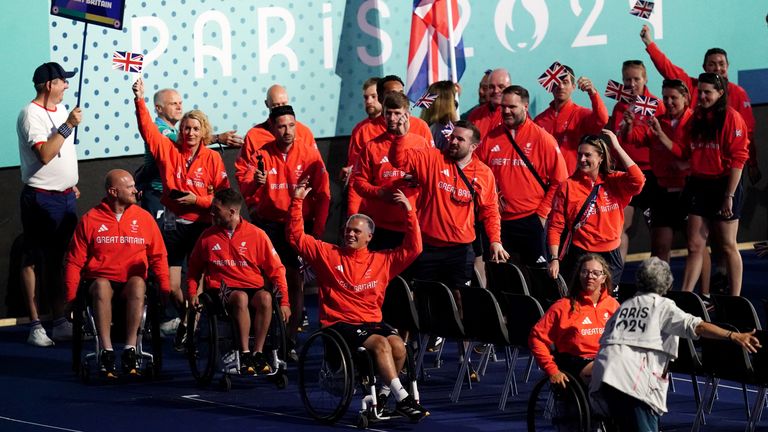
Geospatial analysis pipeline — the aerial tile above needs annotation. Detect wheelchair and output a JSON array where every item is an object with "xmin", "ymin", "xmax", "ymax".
[
  {"xmin": 71, "ymin": 280, "xmax": 163, "ymax": 382},
  {"xmin": 527, "ymin": 371, "xmax": 613, "ymax": 432},
  {"xmin": 297, "ymin": 326, "xmax": 420, "ymax": 429},
  {"xmin": 185, "ymin": 289, "xmax": 288, "ymax": 391}
]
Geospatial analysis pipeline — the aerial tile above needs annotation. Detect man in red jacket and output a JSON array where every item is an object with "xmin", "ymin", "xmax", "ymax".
[
  {"xmin": 187, "ymin": 188, "xmax": 290, "ymax": 375},
  {"xmin": 64, "ymin": 169, "xmax": 170, "ymax": 378},
  {"xmin": 468, "ymin": 68, "xmax": 511, "ymax": 139},
  {"xmin": 287, "ymin": 182, "xmax": 428, "ymax": 422}
]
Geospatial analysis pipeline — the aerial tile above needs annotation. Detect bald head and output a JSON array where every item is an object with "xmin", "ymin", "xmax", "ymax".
[
  {"xmin": 105, "ymin": 169, "xmax": 132, "ymax": 190},
  {"xmin": 104, "ymin": 169, "xmax": 138, "ymax": 208},
  {"xmin": 487, "ymin": 68, "xmax": 511, "ymax": 107},
  {"xmin": 265, "ymin": 85, "xmax": 289, "ymax": 110}
]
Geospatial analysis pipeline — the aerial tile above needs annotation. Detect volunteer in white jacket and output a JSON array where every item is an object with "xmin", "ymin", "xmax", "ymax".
[{"xmin": 589, "ymin": 257, "xmax": 760, "ymax": 431}]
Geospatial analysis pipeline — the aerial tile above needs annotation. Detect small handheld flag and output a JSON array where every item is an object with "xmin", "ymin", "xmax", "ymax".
[
  {"xmin": 630, "ymin": 0, "xmax": 655, "ymax": 19},
  {"xmin": 633, "ymin": 95, "xmax": 659, "ymax": 116},
  {"xmin": 112, "ymin": 51, "xmax": 144, "ymax": 73},
  {"xmin": 413, "ymin": 92, "xmax": 438, "ymax": 109},
  {"xmin": 441, "ymin": 121, "xmax": 455, "ymax": 138},
  {"xmin": 538, "ymin": 61, "xmax": 569, "ymax": 93},
  {"xmin": 604, "ymin": 80, "xmax": 634, "ymax": 103}
]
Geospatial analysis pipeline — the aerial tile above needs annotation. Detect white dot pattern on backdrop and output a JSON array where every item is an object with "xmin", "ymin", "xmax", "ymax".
[{"xmin": 47, "ymin": 1, "xmax": 410, "ymax": 160}]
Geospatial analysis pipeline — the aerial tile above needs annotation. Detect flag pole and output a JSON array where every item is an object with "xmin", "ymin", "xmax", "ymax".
[
  {"xmin": 73, "ymin": 21, "xmax": 88, "ymax": 147},
  {"xmin": 446, "ymin": 0, "xmax": 458, "ymax": 84}
]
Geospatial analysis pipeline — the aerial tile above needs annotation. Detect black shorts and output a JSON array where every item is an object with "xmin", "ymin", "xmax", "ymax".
[
  {"xmin": 328, "ymin": 321, "xmax": 399, "ymax": 350},
  {"xmin": 649, "ymin": 188, "xmax": 686, "ymax": 229},
  {"xmin": 473, "ymin": 223, "xmax": 486, "ymax": 258},
  {"xmin": 500, "ymin": 214, "xmax": 547, "ymax": 266},
  {"xmin": 163, "ymin": 220, "xmax": 210, "ymax": 267},
  {"xmin": 685, "ymin": 176, "xmax": 743, "ymax": 221},
  {"xmin": 628, "ymin": 170, "xmax": 657, "ymax": 211},
  {"xmin": 404, "ymin": 242, "xmax": 474, "ymax": 291},
  {"xmin": 256, "ymin": 219, "xmax": 311, "ymax": 269},
  {"xmin": 554, "ymin": 352, "xmax": 593, "ymax": 380},
  {"xmin": 367, "ymin": 227, "xmax": 405, "ymax": 251}
]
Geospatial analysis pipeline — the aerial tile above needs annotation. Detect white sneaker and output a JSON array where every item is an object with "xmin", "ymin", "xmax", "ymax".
[
  {"xmin": 160, "ymin": 317, "xmax": 181, "ymax": 337},
  {"xmin": 28, "ymin": 327, "xmax": 55, "ymax": 347},
  {"xmin": 52, "ymin": 321, "xmax": 73, "ymax": 341}
]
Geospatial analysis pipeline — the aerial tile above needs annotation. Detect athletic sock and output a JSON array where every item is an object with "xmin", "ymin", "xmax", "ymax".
[
  {"xmin": 30, "ymin": 320, "xmax": 42, "ymax": 329},
  {"xmin": 389, "ymin": 378, "xmax": 408, "ymax": 402}
]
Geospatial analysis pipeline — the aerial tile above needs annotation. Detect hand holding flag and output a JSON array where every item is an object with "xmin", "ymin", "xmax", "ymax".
[
  {"xmin": 630, "ymin": 0, "xmax": 655, "ymax": 19},
  {"xmin": 113, "ymin": 51, "xmax": 144, "ymax": 73},
  {"xmin": 633, "ymin": 95, "xmax": 659, "ymax": 116},
  {"xmin": 605, "ymin": 80, "xmax": 634, "ymax": 103},
  {"xmin": 538, "ymin": 62, "xmax": 569, "ymax": 93}
]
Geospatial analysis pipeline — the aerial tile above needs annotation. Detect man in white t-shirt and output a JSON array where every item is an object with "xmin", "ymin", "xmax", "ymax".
[{"xmin": 17, "ymin": 62, "xmax": 83, "ymax": 347}]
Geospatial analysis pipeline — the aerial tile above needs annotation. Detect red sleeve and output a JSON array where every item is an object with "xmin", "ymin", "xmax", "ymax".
[
  {"xmin": 478, "ymin": 171, "xmax": 502, "ymax": 244},
  {"xmin": 586, "ymin": 91, "xmax": 609, "ymax": 131},
  {"xmin": 645, "ymin": 42, "xmax": 696, "ymax": 91},
  {"xmin": 147, "ymin": 217, "xmax": 171, "ymax": 295},
  {"xmin": 547, "ymin": 182, "xmax": 568, "ymax": 248},
  {"xmin": 388, "ymin": 135, "xmax": 421, "ymax": 180},
  {"xmin": 529, "ymin": 305, "xmax": 562, "ymax": 376},
  {"xmin": 383, "ymin": 208, "xmax": 423, "ymax": 276},
  {"xmin": 63, "ymin": 220, "xmax": 90, "ymax": 302},
  {"xmin": 194, "ymin": 154, "xmax": 231, "ymax": 210},
  {"xmin": 347, "ymin": 130, "xmax": 365, "ymax": 168},
  {"xmin": 725, "ymin": 111, "xmax": 750, "ymax": 170},
  {"xmin": 617, "ymin": 165, "xmax": 646, "ymax": 202},
  {"xmin": 186, "ymin": 236, "xmax": 205, "ymax": 298},
  {"xmin": 308, "ymin": 158, "xmax": 331, "ymax": 238},
  {"xmin": 135, "ymin": 98, "xmax": 173, "ymax": 164},
  {"xmin": 351, "ymin": 146, "xmax": 385, "ymax": 200},
  {"xmin": 287, "ymin": 197, "xmax": 325, "ymax": 262},
  {"xmin": 234, "ymin": 140, "xmax": 256, "ymax": 200},
  {"xmin": 537, "ymin": 137, "xmax": 569, "ymax": 219},
  {"xmin": 258, "ymin": 231, "xmax": 290, "ymax": 307}
]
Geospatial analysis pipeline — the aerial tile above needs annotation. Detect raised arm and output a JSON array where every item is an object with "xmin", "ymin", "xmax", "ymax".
[
  {"xmin": 386, "ymin": 190, "xmax": 423, "ymax": 275},
  {"xmin": 641, "ymin": 25, "xmax": 695, "ymax": 90},
  {"xmin": 133, "ymin": 78, "xmax": 175, "ymax": 162},
  {"xmin": 578, "ymin": 77, "xmax": 609, "ymax": 131},
  {"xmin": 286, "ymin": 182, "xmax": 324, "ymax": 261}
]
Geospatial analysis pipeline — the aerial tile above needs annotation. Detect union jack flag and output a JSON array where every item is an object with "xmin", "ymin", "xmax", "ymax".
[
  {"xmin": 441, "ymin": 120, "xmax": 454, "ymax": 137},
  {"xmin": 219, "ymin": 281, "xmax": 232, "ymax": 305},
  {"xmin": 414, "ymin": 92, "xmax": 438, "ymax": 109},
  {"xmin": 604, "ymin": 80, "xmax": 633, "ymax": 103},
  {"xmin": 406, "ymin": 0, "xmax": 466, "ymax": 103},
  {"xmin": 112, "ymin": 51, "xmax": 144, "ymax": 73},
  {"xmin": 633, "ymin": 95, "xmax": 659, "ymax": 116},
  {"xmin": 538, "ymin": 61, "xmax": 569, "ymax": 93},
  {"xmin": 630, "ymin": 0, "xmax": 655, "ymax": 19}
]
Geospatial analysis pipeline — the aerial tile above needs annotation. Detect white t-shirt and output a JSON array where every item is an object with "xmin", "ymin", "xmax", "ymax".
[{"xmin": 17, "ymin": 102, "xmax": 78, "ymax": 190}]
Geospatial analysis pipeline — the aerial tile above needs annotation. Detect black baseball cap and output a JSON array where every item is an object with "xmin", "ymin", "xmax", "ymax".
[
  {"xmin": 33, "ymin": 62, "xmax": 76, "ymax": 85},
  {"xmin": 269, "ymin": 105, "xmax": 296, "ymax": 121}
]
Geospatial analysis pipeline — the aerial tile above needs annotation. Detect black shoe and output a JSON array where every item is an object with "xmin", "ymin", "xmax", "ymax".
[
  {"xmin": 376, "ymin": 392, "xmax": 390, "ymax": 416},
  {"xmin": 121, "ymin": 347, "xmax": 139, "ymax": 376},
  {"xmin": 253, "ymin": 352, "xmax": 273, "ymax": 375},
  {"xmin": 395, "ymin": 395, "xmax": 429, "ymax": 422},
  {"xmin": 240, "ymin": 352, "xmax": 257, "ymax": 375},
  {"xmin": 173, "ymin": 321, "xmax": 187, "ymax": 352},
  {"xmin": 99, "ymin": 350, "xmax": 118, "ymax": 379}
]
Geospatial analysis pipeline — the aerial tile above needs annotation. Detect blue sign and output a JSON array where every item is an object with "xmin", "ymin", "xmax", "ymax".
[{"xmin": 51, "ymin": 0, "xmax": 126, "ymax": 30}]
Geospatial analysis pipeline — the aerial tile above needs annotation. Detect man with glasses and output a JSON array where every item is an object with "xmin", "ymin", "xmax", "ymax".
[
  {"xmin": 468, "ymin": 68, "xmax": 511, "ymax": 139},
  {"xmin": 17, "ymin": 62, "xmax": 82, "ymax": 346}
]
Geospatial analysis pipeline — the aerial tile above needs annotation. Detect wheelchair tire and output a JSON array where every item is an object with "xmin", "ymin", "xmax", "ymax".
[
  {"xmin": 265, "ymin": 297, "xmax": 287, "ymax": 365},
  {"xmin": 146, "ymin": 292, "xmax": 164, "ymax": 376},
  {"xmin": 298, "ymin": 328, "xmax": 355, "ymax": 424},
  {"xmin": 527, "ymin": 372, "xmax": 591, "ymax": 432},
  {"xmin": 188, "ymin": 293, "xmax": 219, "ymax": 387}
]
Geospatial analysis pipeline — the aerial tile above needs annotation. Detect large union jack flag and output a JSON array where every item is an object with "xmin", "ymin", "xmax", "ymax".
[
  {"xmin": 538, "ymin": 61, "xmax": 569, "ymax": 93},
  {"xmin": 630, "ymin": 0, "xmax": 655, "ymax": 19},
  {"xmin": 406, "ymin": 0, "xmax": 466, "ymax": 103},
  {"xmin": 633, "ymin": 95, "xmax": 659, "ymax": 116},
  {"xmin": 112, "ymin": 51, "xmax": 144, "ymax": 73},
  {"xmin": 604, "ymin": 80, "xmax": 634, "ymax": 103}
]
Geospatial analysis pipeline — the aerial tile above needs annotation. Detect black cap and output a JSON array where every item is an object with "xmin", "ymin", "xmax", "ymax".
[
  {"xmin": 269, "ymin": 105, "xmax": 296, "ymax": 121},
  {"xmin": 33, "ymin": 62, "xmax": 76, "ymax": 85}
]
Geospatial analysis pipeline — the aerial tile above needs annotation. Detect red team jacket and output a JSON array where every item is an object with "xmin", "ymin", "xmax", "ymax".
[
  {"xmin": 135, "ymin": 99, "xmax": 230, "ymax": 223},
  {"xmin": 548, "ymin": 165, "xmax": 645, "ymax": 253},
  {"xmin": 389, "ymin": 136, "xmax": 502, "ymax": 247},
  {"xmin": 351, "ymin": 132, "xmax": 428, "ymax": 231},
  {"xmin": 645, "ymin": 108, "xmax": 693, "ymax": 189},
  {"xmin": 186, "ymin": 220, "xmax": 289, "ymax": 307},
  {"xmin": 669, "ymin": 107, "xmax": 750, "ymax": 178},
  {"xmin": 64, "ymin": 201, "xmax": 171, "ymax": 302},
  {"xmin": 534, "ymin": 95, "xmax": 609, "ymax": 173},
  {"xmin": 467, "ymin": 102, "xmax": 503, "ymax": 139},
  {"xmin": 235, "ymin": 120, "xmax": 320, "ymax": 209},
  {"xmin": 529, "ymin": 288, "xmax": 620, "ymax": 376},
  {"xmin": 608, "ymin": 87, "xmax": 666, "ymax": 171},
  {"xmin": 477, "ymin": 118, "xmax": 568, "ymax": 221},
  {"xmin": 287, "ymin": 198, "xmax": 422, "ymax": 327},
  {"xmin": 246, "ymin": 140, "xmax": 331, "ymax": 237}
]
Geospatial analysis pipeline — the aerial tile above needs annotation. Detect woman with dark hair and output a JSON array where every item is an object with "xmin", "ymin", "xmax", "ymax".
[
  {"xmin": 530, "ymin": 254, "xmax": 620, "ymax": 387},
  {"xmin": 590, "ymin": 257, "xmax": 760, "ymax": 431},
  {"xmin": 655, "ymin": 73, "xmax": 749, "ymax": 296},
  {"xmin": 419, "ymin": 80, "xmax": 458, "ymax": 150},
  {"xmin": 547, "ymin": 130, "xmax": 645, "ymax": 285}
]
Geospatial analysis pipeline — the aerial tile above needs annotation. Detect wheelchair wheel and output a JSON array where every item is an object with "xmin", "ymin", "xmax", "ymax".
[
  {"xmin": 264, "ymin": 296, "xmax": 287, "ymax": 365},
  {"xmin": 187, "ymin": 293, "xmax": 218, "ymax": 386},
  {"xmin": 145, "ymin": 290, "xmax": 163, "ymax": 376},
  {"xmin": 527, "ymin": 372, "xmax": 591, "ymax": 432},
  {"xmin": 71, "ymin": 295, "xmax": 86, "ymax": 374},
  {"xmin": 298, "ymin": 328, "xmax": 355, "ymax": 424}
]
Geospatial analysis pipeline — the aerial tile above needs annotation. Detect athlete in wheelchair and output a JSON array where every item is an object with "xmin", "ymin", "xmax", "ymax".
[
  {"xmin": 185, "ymin": 188, "xmax": 291, "ymax": 390},
  {"xmin": 527, "ymin": 254, "xmax": 620, "ymax": 431},
  {"xmin": 65, "ymin": 169, "xmax": 170, "ymax": 381},
  {"xmin": 288, "ymin": 182, "xmax": 428, "ymax": 426}
]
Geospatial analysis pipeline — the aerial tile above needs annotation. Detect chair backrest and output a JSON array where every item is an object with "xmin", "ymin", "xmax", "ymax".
[
  {"xmin": 411, "ymin": 279, "xmax": 465, "ymax": 339},
  {"xmin": 712, "ymin": 295, "xmax": 762, "ymax": 332},
  {"xmin": 700, "ymin": 322, "xmax": 756, "ymax": 384},
  {"xmin": 459, "ymin": 287, "xmax": 510, "ymax": 346},
  {"xmin": 486, "ymin": 261, "xmax": 529, "ymax": 296},
  {"xmin": 382, "ymin": 276, "xmax": 420, "ymax": 333},
  {"xmin": 502, "ymin": 293, "xmax": 544, "ymax": 347},
  {"xmin": 524, "ymin": 266, "xmax": 567, "ymax": 310},
  {"xmin": 664, "ymin": 291, "xmax": 711, "ymax": 321}
]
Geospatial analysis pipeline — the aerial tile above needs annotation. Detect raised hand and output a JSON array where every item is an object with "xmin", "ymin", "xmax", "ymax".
[
  {"xmin": 391, "ymin": 189, "xmax": 412, "ymax": 212},
  {"xmin": 132, "ymin": 78, "xmax": 144, "ymax": 100}
]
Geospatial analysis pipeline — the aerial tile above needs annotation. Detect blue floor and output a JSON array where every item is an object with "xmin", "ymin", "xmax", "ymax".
[{"xmin": 1, "ymin": 251, "xmax": 766, "ymax": 432}]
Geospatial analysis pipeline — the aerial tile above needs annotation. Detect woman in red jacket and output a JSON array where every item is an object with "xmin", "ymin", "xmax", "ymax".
[
  {"xmin": 654, "ymin": 73, "xmax": 749, "ymax": 296},
  {"xmin": 530, "ymin": 254, "xmax": 620, "ymax": 387},
  {"xmin": 547, "ymin": 130, "xmax": 645, "ymax": 285}
]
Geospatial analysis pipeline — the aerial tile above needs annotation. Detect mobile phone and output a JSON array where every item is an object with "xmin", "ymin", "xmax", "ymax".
[
  {"xmin": 168, "ymin": 189, "xmax": 187, "ymax": 199},
  {"xmin": 256, "ymin": 155, "xmax": 265, "ymax": 172}
]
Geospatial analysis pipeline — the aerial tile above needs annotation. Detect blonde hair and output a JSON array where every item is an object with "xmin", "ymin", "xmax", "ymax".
[
  {"xmin": 179, "ymin": 110, "xmax": 212, "ymax": 146},
  {"xmin": 420, "ymin": 80, "xmax": 458, "ymax": 125}
]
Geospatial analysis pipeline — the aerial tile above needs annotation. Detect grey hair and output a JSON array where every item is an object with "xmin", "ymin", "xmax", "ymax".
[
  {"xmin": 635, "ymin": 257, "xmax": 674, "ymax": 295},
  {"xmin": 346, "ymin": 213, "xmax": 375, "ymax": 234}
]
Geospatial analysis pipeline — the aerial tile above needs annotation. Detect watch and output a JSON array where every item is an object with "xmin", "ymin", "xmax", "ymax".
[{"xmin": 57, "ymin": 123, "xmax": 73, "ymax": 139}]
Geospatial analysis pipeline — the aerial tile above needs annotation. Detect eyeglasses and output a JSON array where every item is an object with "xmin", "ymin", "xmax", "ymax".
[{"xmin": 580, "ymin": 269, "xmax": 606, "ymax": 278}]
